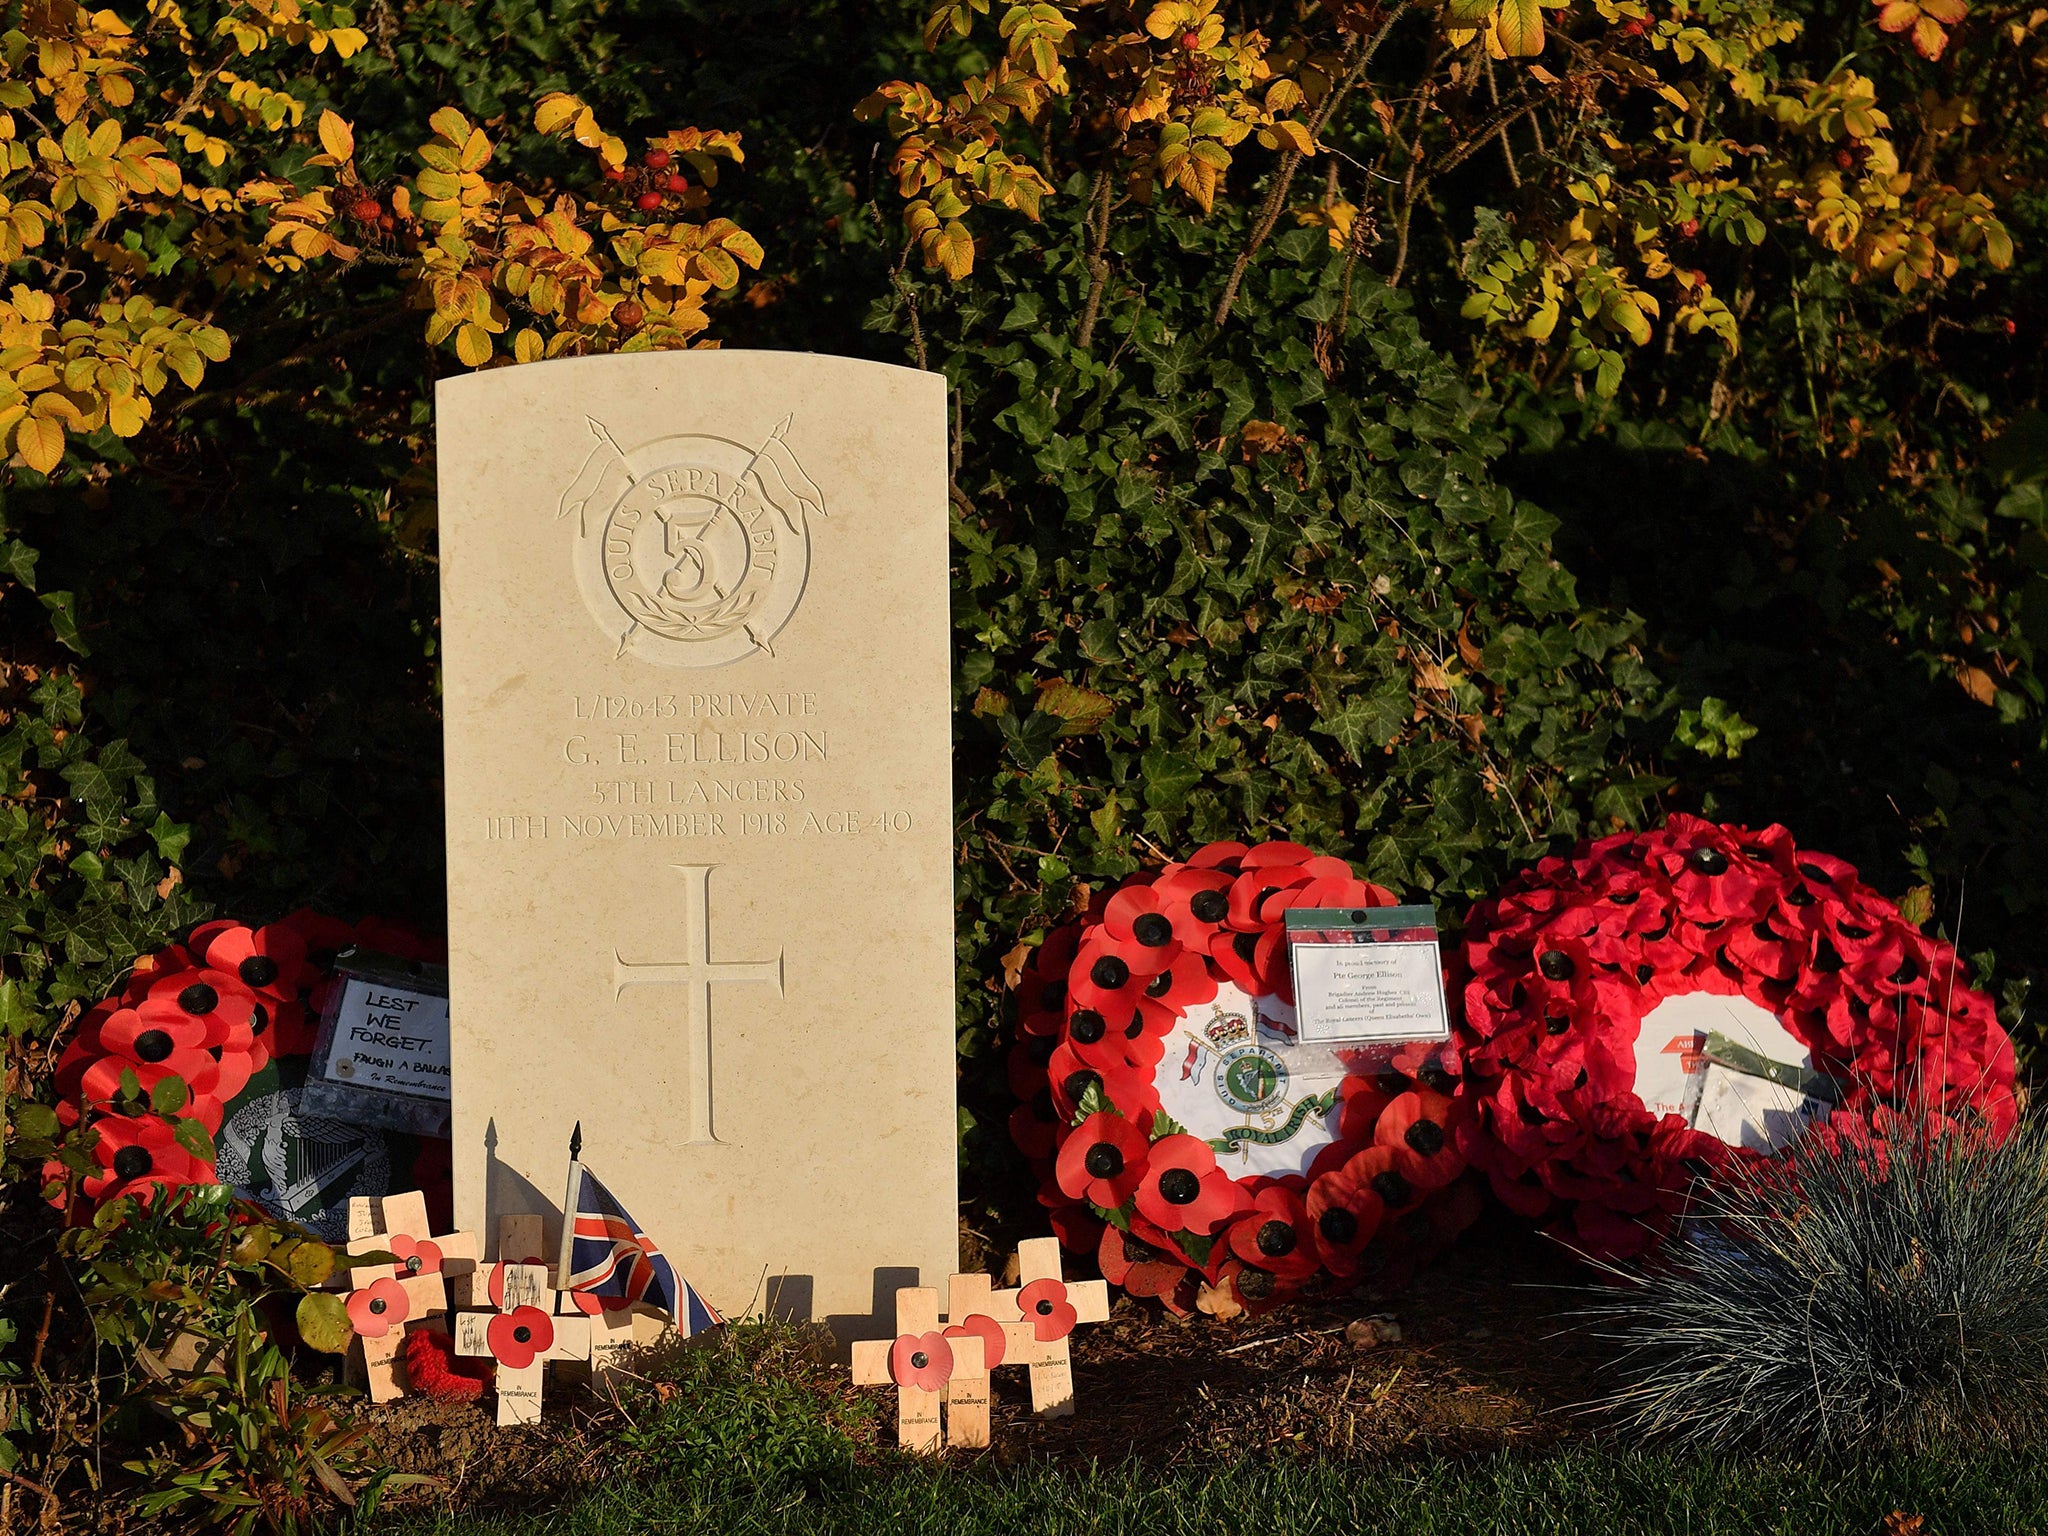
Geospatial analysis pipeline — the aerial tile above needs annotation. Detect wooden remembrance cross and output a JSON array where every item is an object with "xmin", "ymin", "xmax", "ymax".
[{"xmin": 611, "ymin": 863, "xmax": 784, "ymax": 1146}]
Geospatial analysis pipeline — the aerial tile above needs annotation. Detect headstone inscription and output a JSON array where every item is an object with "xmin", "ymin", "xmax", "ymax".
[{"xmin": 436, "ymin": 351, "xmax": 956, "ymax": 1322}]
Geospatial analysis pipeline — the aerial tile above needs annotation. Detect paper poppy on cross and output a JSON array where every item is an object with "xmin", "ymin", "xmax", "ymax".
[{"xmin": 850, "ymin": 1286, "xmax": 984, "ymax": 1454}]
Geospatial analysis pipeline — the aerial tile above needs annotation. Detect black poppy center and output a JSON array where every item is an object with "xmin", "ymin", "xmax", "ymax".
[
  {"xmin": 1254, "ymin": 1220, "xmax": 1297, "ymax": 1258},
  {"xmin": 1069, "ymin": 1009, "xmax": 1107, "ymax": 1044},
  {"xmin": 1090, "ymin": 956, "xmax": 1130, "ymax": 990},
  {"xmin": 1233, "ymin": 932, "xmax": 1260, "ymax": 963},
  {"xmin": 1518, "ymin": 1101, "xmax": 1547, "ymax": 1126},
  {"xmin": 1190, "ymin": 890, "xmax": 1228, "ymax": 923},
  {"xmin": 910, "ymin": 1350, "xmax": 929, "ymax": 1369},
  {"xmin": 1785, "ymin": 885, "xmax": 1815, "ymax": 906},
  {"xmin": 1035, "ymin": 1298, "xmax": 1055, "ymax": 1317},
  {"xmin": 369, "ymin": 1298, "xmax": 388, "ymax": 1315},
  {"xmin": 112, "ymin": 1145, "xmax": 153, "ymax": 1180},
  {"xmin": 1157, "ymin": 1167, "xmax": 1201, "ymax": 1205},
  {"xmin": 405, "ymin": 1256, "xmax": 423, "ymax": 1274},
  {"xmin": 1404, "ymin": 1119, "xmax": 1446, "ymax": 1156},
  {"xmin": 1370, "ymin": 1169, "xmax": 1414, "ymax": 1206},
  {"xmin": 1144, "ymin": 971, "xmax": 1174, "ymax": 998},
  {"xmin": 1062, "ymin": 1070, "xmax": 1101, "ymax": 1105},
  {"xmin": 133, "ymin": 1029, "xmax": 174, "ymax": 1064},
  {"xmin": 1538, "ymin": 949, "xmax": 1574, "ymax": 981},
  {"xmin": 239, "ymin": 955, "xmax": 280, "ymax": 989},
  {"xmin": 1608, "ymin": 890, "xmax": 1640, "ymax": 906},
  {"xmin": 1318, "ymin": 1207, "xmax": 1359, "ymax": 1245},
  {"xmin": 512, "ymin": 1325, "xmax": 532, "ymax": 1344},
  {"xmin": 1132, "ymin": 913, "xmax": 1173, "ymax": 947},
  {"xmin": 1124, "ymin": 1014, "xmax": 1145, "ymax": 1039},
  {"xmin": 250, "ymin": 1004, "xmax": 269, "ymax": 1037},
  {"xmin": 1418, "ymin": 1062, "xmax": 1456, "ymax": 1094},
  {"xmin": 1545, "ymin": 1011, "xmax": 1570, "ymax": 1036},
  {"xmin": 1687, "ymin": 847, "xmax": 1728, "ymax": 876},
  {"xmin": 178, "ymin": 982, "xmax": 218, "ymax": 1015},
  {"xmin": 1084, "ymin": 1143, "xmax": 1125, "ymax": 1179}
]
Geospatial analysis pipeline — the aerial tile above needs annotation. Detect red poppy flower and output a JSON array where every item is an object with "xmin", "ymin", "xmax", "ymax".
[
  {"xmin": 1207, "ymin": 924, "xmax": 1286, "ymax": 996},
  {"xmin": 1305, "ymin": 1166, "xmax": 1385, "ymax": 1275},
  {"xmin": 80, "ymin": 1048, "xmax": 219, "ymax": 1112},
  {"xmin": 1187, "ymin": 840, "xmax": 1250, "ymax": 871},
  {"xmin": 389, "ymin": 1235, "xmax": 443, "ymax": 1278},
  {"xmin": 1336, "ymin": 1145, "xmax": 1424, "ymax": 1217},
  {"xmin": 1103, "ymin": 884, "xmax": 1184, "ymax": 962},
  {"xmin": 1226, "ymin": 865, "xmax": 1311, "ymax": 932},
  {"xmin": 1068, "ymin": 929, "xmax": 1170, "ymax": 1014},
  {"xmin": 1374, "ymin": 1090, "xmax": 1466, "ymax": 1189},
  {"xmin": 82, "ymin": 1112, "xmax": 210, "ymax": 1206},
  {"xmin": 1132, "ymin": 1133, "xmax": 1239, "ymax": 1235},
  {"xmin": 1017, "ymin": 926, "xmax": 1082, "ymax": 1035},
  {"xmin": 1133, "ymin": 949, "xmax": 1218, "ymax": 1025},
  {"xmin": 347, "ymin": 1276, "xmax": 411, "ymax": 1338},
  {"xmin": 1224, "ymin": 1185, "xmax": 1319, "ymax": 1281},
  {"xmin": 1155, "ymin": 867, "xmax": 1235, "ymax": 948},
  {"xmin": 1009, "ymin": 1088, "xmax": 1063, "ymax": 1160},
  {"xmin": 1056, "ymin": 1111, "xmax": 1149, "ymax": 1208},
  {"xmin": 1096, "ymin": 1223, "xmax": 1195, "ymax": 1309},
  {"xmin": 133, "ymin": 969, "xmax": 258, "ymax": 1050},
  {"xmin": 1064, "ymin": 1002, "xmax": 1144, "ymax": 1073},
  {"xmin": 1455, "ymin": 814, "xmax": 2020, "ymax": 1260},
  {"xmin": 1214, "ymin": 1256, "xmax": 1294, "ymax": 1314},
  {"xmin": 1046, "ymin": 1041, "xmax": 1158, "ymax": 1121},
  {"xmin": 1017, "ymin": 1278, "xmax": 1078, "ymax": 1342},
  {"xmin": 1241, "ymin": 840, "xmax": 1317, "ymax": 870},
  {"xmin": 262, "ymin": 999, "xmax": 321, "ymax": 1056},
  {"xmin": 1045, "ymin": 1199, "xmax": 1106, "ymax": 1255},
  {"xmin": 93, "ymin": 1007, "xmax": 218, "ymax": 1093},
  {"xmin": 944, "ymin": 1313, "xmax": 1008, "ymax": 1370},
  {"xmin": 889, "ymin": 1330, "xmax": 953, "ymax": 1390},
  {"xmin": 488, "ymin": 1305, "xmax": 554, "ymax": 1369},
  {"xmin": 197, "ymin": 921, "xmax": 314, "ymax": 1005}
]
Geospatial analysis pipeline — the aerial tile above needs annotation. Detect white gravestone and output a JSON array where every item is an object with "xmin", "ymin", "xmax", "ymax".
[{"xmin": 436, "ymin": 351, "xmax": 956, "ymax": 1321}]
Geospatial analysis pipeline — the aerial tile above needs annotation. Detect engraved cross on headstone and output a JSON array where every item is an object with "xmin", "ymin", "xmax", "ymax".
[{"xmin": 613, "ymin": 863, "xmax": 783, "ymax": 1145}]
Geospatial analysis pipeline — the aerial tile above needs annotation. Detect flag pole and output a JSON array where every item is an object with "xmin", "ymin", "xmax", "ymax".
[{"xmin": 556, "ymin": 1121, "xmax": 583, "ymax": 1292}]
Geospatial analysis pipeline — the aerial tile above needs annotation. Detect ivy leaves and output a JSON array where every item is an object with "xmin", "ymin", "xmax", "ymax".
[{"xmin": 910, "ymin": 193, "xmax": 1664, "ymax": 1139}]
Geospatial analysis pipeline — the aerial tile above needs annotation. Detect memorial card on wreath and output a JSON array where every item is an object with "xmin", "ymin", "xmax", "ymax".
[{"xmin": 436, "ymin": 351, "xmax": 956, "ymax": 1321}]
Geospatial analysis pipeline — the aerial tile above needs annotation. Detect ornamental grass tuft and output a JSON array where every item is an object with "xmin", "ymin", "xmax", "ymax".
[{"xmin": 1583, "ymin": 1109, "xmax": 2048, "ymax": 1454}]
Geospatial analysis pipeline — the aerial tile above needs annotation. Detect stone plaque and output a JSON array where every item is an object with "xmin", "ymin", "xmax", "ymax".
[{"xmin": 437, "ymin": 351, "xmax": 956, "ymax": 1321}]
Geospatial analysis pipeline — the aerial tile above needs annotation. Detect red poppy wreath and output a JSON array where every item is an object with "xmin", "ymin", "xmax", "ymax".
[
  {"xmin": 1007, "ymin": 839, "xmax": 1482, "ymax": 1315},
  {"xmin": 45, "ymin": 910, "xmax": 446, "ymax": 1217},
  {"xmin": 1454, "ymin": 814, "xmax": 2020, "ymax": 1259}
]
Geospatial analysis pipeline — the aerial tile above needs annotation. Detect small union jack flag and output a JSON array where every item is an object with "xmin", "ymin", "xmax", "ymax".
[{"xmin": 561, "ymin": 1164, "xmax": 721, "ymax": 1336}]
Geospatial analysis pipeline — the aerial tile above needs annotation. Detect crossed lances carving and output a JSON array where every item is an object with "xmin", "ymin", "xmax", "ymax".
[{"xmin": 851, "ymin": 1237, "xmax": 1109, "ymax": 1453}]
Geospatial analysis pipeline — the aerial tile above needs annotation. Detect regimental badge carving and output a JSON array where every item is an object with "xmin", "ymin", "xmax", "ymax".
[{"xmin": 559, "ymin": 414, "xmax": 826, "ymax": 667}]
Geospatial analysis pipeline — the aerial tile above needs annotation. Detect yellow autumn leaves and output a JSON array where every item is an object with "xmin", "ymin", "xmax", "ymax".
[
  {"xmin": 247, "ymin": 97, "xmax": 763, "ymax": 369},
  {"xmin": 865, "ymin": 0, "xmax": 1324, "ymax": 276},
  {"xmin": 0, "ymin": 0, "xmax": 763, "ymax": 482}
]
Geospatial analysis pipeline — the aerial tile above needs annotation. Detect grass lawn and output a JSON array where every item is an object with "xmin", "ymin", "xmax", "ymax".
[
  {"xmin": 368, "ymin": 1256, "xmax": 2048, "ymax": 1536},
  {"xmin": 395, "ymin": 1444, "xmax": 2048, "ymax": 1536}
]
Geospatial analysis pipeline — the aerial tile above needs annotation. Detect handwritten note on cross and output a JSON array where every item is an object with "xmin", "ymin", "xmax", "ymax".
[{"xmin": 613, "ymin": 863, "xmax": 783, "ymax": 1144}]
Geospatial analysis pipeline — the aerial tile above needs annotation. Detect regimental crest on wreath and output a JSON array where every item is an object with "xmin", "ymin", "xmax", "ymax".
[{"xmin": 558, "ymin": 414, "xmax": 826, "ymax": 668}]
